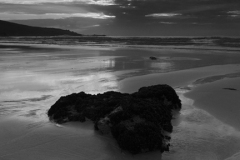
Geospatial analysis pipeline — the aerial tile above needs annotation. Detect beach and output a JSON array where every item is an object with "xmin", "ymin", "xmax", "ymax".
[{"xmin": 1, "ymin": 43, "xmax": 240, "ymax": 160}]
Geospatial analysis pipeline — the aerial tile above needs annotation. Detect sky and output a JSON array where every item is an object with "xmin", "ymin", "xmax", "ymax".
[{"xmin": 0, "ymin": 0, "xmax": 240, "ymax": 36}]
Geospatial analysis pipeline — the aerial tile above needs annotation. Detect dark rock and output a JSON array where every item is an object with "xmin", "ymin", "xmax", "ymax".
[
  {"xmin": 149, "ymin": 56, "xmax": 158, "ymax": 60},
  {"xmin": 48, "ymin": 84, "xmax": 181, "ymax": 154}
]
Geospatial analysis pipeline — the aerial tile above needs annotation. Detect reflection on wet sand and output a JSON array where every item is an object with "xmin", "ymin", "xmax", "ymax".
[{"xmin": 150, "ymin": 62, "xmax": 173, "ymax": 71}]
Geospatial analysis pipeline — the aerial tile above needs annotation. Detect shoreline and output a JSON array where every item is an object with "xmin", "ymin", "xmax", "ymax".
[
  {"xmin": 184, "ymin": 76, "xmax": 240, "ymax": 131},
  {"xmin": 1, "ymin": 42, "xmax": 240, "ymax": 52},
  {"xmin": 119, "ymin": 64, "xmax": 240, "ymax": 93},
  {"xmin": 181, "ymin": 77, "xmax": 240, "ymax": 160},
  {"xmin": 119, "ymin": 63, "xmax": 240, "ymax": 130}
]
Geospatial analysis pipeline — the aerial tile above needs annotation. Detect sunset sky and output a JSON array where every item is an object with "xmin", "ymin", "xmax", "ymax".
[{"xmin": 0, "ymin": 0, "xmax": 240, "ymax": 36}]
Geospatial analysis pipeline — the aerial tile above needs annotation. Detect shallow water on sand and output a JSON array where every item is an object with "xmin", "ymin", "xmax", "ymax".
[{"xmin": 1, "ymin": 44, "xmax": 240, "ymax": 160}]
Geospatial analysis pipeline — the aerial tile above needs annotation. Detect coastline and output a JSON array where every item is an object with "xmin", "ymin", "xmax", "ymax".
[
  {"xmin": 182, "ymin": 76, "xmax": 240, "ymax": 160},
  {"xmin": 2, "ymin": 42, "xmax": 240, "ymax": 52},
  {"xmin": 184, "ymin": 75, "xmax": 240, "ymax": 131},
  {"xmin": 119, "ymin": 64, "xmax": 240, "ymax": 93}
]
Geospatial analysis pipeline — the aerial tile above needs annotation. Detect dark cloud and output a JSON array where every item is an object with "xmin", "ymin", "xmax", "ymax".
[
  {"xmin": 86, "ymin": 0, "xmax": 240, "ymax": 36},
  {"xmin": 4, "ymin": 0, "xmax": 240, "ymax": 36}
]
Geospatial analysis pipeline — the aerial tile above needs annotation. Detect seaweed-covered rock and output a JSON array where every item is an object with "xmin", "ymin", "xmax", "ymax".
[
  {"xmin": 149, "ymin": 56, "xmax": 158, "ymax": 60},
  {"xmin": 48, "ymin": 84, "xmax": 181, "ymax": 154}
]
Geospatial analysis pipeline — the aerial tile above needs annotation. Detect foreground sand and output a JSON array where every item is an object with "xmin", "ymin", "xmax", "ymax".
[
  {"xmin": 1, "ymin": 44, "xmax": 240, "ymax": 160},
  {"xmin": 1, "ymin": 64, "xmax": 240, "ymax": 160}
]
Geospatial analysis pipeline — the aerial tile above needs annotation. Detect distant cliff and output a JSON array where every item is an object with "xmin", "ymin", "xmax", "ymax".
[{"xmin": 0, "ymin": 20, "xmax": 81, "ymax": 36}]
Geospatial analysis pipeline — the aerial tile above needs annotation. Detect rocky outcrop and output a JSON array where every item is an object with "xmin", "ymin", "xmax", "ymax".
[
  {"xmin": 48, "ymin": 84, "xmax": 181, "ymax": 154},
  {"xmin": 149, "ymin": 56, "xmax": 158, "ymax": 60}
]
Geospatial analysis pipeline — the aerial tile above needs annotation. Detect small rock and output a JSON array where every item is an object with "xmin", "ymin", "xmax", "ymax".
[{"xmin": 149, "ymin": 56, "xmax": 158, "ymax": 60}]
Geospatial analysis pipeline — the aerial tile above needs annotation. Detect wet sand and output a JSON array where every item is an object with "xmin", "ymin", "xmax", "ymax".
[
  {"xmin": 185, "ymin": 75, "xmax": 240, "ymax": 131},
  {"xmin": 120, "ymin": 64, "xmax": 240, "ymax": 160},
  {"xmin": 1, "ymin": 44, "xmax": 240, "ymax": 160}
]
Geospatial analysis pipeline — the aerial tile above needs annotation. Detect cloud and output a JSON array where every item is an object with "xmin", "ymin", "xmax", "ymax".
[
  {"xmin": 229, "ymin": 15, "xmax": 240, "ymax": 17},
  {"xmin": 227, "ymin": 10, "xmax": 240, "ymax": 14},
  {"xmin": 227, "ymin": 10, "xmax": 240, "ymax": 17},
  {"xmin": 1, "ymin": 0, "xmax": 240, "ymax": 36},
  {"xmin": 0, "ymin": 0, "xmax": 115, "ymax": 5},
  {"xmin": 0, "ymin": 12, "xmax": 115, "ymax": 20},
  {"xmin": 146, "ymin": 13, "xmax": 182, "ymax": 18},
  {"xmin": 82, "ymin": 24, "xmax": 101, "ymax": 28}
]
